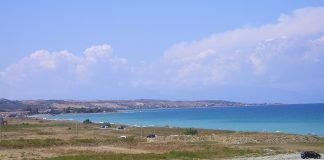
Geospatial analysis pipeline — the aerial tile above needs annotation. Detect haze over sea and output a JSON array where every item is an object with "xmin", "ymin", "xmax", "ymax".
[{"xmin": 42, "ymin": 104, "xmax": 324, "ymax": 135}]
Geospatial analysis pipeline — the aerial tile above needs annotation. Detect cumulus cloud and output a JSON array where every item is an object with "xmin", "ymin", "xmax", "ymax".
[
  {"xmin": 163, "ymin": 7, "xmax": 324, "ymax": 86},
  {"xmin": 1, "ymin": 7, "xmax": 324, "ymax": 102},
  {"xmin": 304, "ymin": 35, "xmax": 324, "ymax": 62},
  {"xmin": 0, "ymin": 44, "xmax": 128, "ymax": 98}
]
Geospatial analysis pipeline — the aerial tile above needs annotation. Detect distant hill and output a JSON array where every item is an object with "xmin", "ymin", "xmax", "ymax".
[
  {"xmin": 0, "ymin": 98, "xmax": 259, "ymax": 114},
  {"xmin": 0, "ymin": 98, "xmax": 24, "ymax": 112}
]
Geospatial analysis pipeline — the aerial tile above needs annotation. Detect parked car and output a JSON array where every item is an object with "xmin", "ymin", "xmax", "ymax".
[
  {"xmin": 301, "ymin": 151, "xmax": 321, "ymax": 159},
  {"xmin": 100, "ymin": 125, "xmax": 110, "ymax": 129},
  {"xmin": 118, "ymin": 126, "xmax": 125, "ymax": 130},
  {"xmin": 146, "ymin": 134, "xmax": 157, "ymax": 138}
]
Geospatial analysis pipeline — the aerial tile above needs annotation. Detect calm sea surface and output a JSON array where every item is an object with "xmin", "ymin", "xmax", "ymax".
[{"xmin": 41, "ymin": 104, "xmax": 324, "ymax": 135}]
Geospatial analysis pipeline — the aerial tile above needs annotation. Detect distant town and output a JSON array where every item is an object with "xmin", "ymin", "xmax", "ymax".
[{"xmin": 0, "ymin": 98, "xmax": 268, "ymax": 118}]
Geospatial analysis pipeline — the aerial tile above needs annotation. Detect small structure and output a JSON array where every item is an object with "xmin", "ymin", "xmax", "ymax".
[
  {"xmin": 100, "ymin": 125, "xmax": 110, "ymax": 129},
  {"xmin": 146, "ymin": 134, "xmax": 157, "ymax": 138},
  {"xmin": 120, "ymin": 135, "xmax": 127, "ymax": 138},
  {"xmin": 0, "ymin": 116, "xmax": 8, "ymax": 126}
]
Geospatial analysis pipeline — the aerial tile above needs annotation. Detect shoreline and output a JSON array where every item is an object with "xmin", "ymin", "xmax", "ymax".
[
  {"xmin": 28, "ymin": 104, "xmax": 324, "ymax": 136},
  {"xmin": 29, "ymin": 114, "xmax": 324, "ymax": 137}
]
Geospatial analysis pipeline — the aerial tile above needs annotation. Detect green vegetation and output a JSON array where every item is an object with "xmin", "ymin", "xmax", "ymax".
[
  {"xmin": 23, "ymin": 106, "xmax": 39, "ymax": 114},
  {"xmin": 47, "ymin": 107, "xmax": 117, "ymax": 114},
  {"xmin": 0, "ymin": 123, "xmax": 40, "ymax": 131},
  {"xmin": 45, "ymin": 147, "xmax": 261, "ymax": 160},
  {"xmin": 0, "ymin": 122, "xmax": 73, "ymax": 132},
  {"xmin": 103, "ymin": 122, "xmax": 112, "ymax": 128},
  {"xmin": 0, "ymin": 137, "xmax": 143, "ymax": 149},
  {"xmin": 0, "ymin": 138, "xmax": 63, "ymax": 149},
  {"xmin": 297, "ymin": 140, "xmax": 324, "ymax": 147},
  {"xmin": 184, "ymin": 128, "xmax": 198, "ymax": 135},
  {"xmin": 83, "ymin": 119, "xmax": 92, "ymax": 124}
]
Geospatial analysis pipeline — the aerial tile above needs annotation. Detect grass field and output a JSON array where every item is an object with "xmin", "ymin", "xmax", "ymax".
[{"xmin": 0, "ymin": 118, "xmax": 323, "ymax": 160}]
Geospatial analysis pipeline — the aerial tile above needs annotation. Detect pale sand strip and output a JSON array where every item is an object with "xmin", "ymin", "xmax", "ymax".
[{"xmin": 233, "ymin": 153, "xmax": 323, "ymax": 160}]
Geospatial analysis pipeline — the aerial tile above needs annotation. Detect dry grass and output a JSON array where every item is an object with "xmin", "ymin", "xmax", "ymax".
[{"xmin": 0, "ymin": 118, "xmax": 322, "ymax": 160}]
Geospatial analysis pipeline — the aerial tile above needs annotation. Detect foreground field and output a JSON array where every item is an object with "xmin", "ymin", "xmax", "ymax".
[{"xmin": 0, "ymin": 118, "xmax": 323, "ymax": 160}]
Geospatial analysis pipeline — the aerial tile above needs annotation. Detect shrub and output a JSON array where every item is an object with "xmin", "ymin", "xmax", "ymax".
[
  {"xmin": 0, "ymin": 138, "xmax": 63, "ymax": 149},
  {"xmin": 184, "ymin": 128, "xmax": 198, "ymax": 135},
  {"xmin": 83, "ymin": 119, "xmax": 92, "ymax": 124},
  {"xmin": 104, "ymin": 122, "xmax": 112, "ymax": 128}
]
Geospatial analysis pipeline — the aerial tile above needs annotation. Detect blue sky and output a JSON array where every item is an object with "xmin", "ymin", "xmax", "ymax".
[{"xmin": 1, "ymin": 0, "xmax": 324, "ymax": 103}]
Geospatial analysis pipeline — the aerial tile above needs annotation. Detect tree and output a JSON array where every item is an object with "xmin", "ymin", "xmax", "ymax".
[
  {"xmin": 104, "ymin": 122, "xmax": 112, "ymax": 128},
  {"xmin": 184, "ymin": 128, "xmax": 198, "ymax": 135},
  {"xmin": 83, "ymin": 119, "xmax": 92, "ymax": 124}
]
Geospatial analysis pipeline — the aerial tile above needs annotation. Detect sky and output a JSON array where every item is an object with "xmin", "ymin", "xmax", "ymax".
[{"xmin": 1, "ymin": 0, "xmax": 324, "ymax": 103}]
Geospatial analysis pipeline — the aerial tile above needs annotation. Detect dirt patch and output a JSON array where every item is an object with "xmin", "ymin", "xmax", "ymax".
[
  {"xmin": 233, "ymin": 152, "xmax": 324, "ymax": 160},
  {"xmin": 149, "ymin": 133, "xmax": 319, "ymax": 144}
]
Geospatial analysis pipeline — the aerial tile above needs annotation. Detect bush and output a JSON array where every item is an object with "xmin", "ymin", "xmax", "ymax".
[
  {"xmin": 104, "ymin": 122, "xmax": 111, "ymax": 128},
  {"xmin": 0, "ymin": 138, "xmax": 63, "ymax": 149},
  {"xmin": 82, "ymin": 119, "xmax": 92, "ymax": 124},
  {"xmin": 184, "ymin": 128, "xmax": 198, "ymax": 135}
]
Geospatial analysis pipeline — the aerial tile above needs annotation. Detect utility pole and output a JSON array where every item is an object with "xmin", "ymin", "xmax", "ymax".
[
  {"xmin": 141, "ymin": 125, "xmax": 143, "ymax": 137},
  {"xmin": 0, "ymin": 116, "xmax": 3, "ymax": 142},
  {"xmin": 75, "ymin": 121, "xmax": 78, "ymax": 137},
  {"xmin": 0, "ymin": 123, "xmax": 2, "ymax": 142}
]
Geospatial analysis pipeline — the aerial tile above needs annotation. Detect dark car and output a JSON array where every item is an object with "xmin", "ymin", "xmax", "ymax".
[
  {"xmin": 301, "ymin": 151, "xmax": 321, "ymax": 159},
  {"xmin": 146, "ymin": 134, "xmax": 156, "ymax": 138},
  {"xmin": 118, "ymin": 126, "xmax": 125, "ymax": 130}
]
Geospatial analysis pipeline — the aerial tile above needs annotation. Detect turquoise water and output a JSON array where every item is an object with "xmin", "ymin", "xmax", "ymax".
[{"xmin": 41, "ymin": 104, "xmax": 324, "ymax": 135}]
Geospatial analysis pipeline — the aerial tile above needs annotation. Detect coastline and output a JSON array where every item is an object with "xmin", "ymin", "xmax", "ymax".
[
  {"xmin": 30, "ymin": 104, "xmax": 324, "ymax": 136},
  {"xmin": 31, "ymin": 113, "xmax": 323, "ymax": 137}
]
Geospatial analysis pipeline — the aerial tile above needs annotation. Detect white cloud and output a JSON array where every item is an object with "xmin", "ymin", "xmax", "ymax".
[
  {"xmin": 163, "ymin": 7, "xmax": 324, "ymax": 85},
  {"xmin": 1, "ymin": 7, "xmax": 324, "ymax": 101},
  {"xmin": 0, "ymin": 44, "xmax": 128, "ymax": 98},
  {"xmin": 84, "ymin": 44, "xmax": 112, "ymax": 60},
  {"xmin": 304, "ymin": 35, "xmax": 324, "ymax": 62}
]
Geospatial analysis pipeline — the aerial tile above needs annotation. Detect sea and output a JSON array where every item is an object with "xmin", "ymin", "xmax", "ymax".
[{"xmin": 37, "ymin": 103, "xmax": 324, "ymax": 135}]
